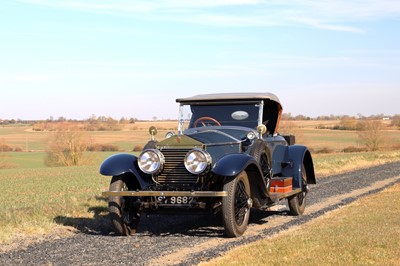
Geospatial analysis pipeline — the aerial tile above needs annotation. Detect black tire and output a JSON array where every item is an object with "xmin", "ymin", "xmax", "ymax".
[
  {"xmin": 222, "ymin": 171, "xmax": 251, "ymax": 237},
  {"xmin": 288, "ymin": 164, "xmax": 308, "ymax": 215},
  {"xmin": 109, "ymin": 175, "xmax": 141, "ymax": 236}
]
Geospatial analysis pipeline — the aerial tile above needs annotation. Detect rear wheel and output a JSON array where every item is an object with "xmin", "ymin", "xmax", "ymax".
[
  {"xmin": 222, "ymin": 171, "xmax": 251, "ymax": 237},
  {"xmin": 108, "ymin": 175, "xmax": 141, "ymax": 235},
  {"xmin": 288, "ymin": 164, "xmax": 308, "ymax": 215}
]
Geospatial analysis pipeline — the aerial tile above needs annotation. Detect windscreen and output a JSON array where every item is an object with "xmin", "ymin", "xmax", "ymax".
[{"xmin": 188, "ymin": 104, "xmax": 259, "ymax": 129}]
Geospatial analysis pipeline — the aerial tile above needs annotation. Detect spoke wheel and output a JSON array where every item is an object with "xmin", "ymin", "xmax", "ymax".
[
  {"xmin": 109, "ymin": 175, "xmax": 141, "ymax": 235},
  {"xmin": 288, "ymin": 164, "xmax": 308, "ymax": 215},
  {"xmin": 222, "ymin": 171, "xmax": 251, "ymax": 237}
]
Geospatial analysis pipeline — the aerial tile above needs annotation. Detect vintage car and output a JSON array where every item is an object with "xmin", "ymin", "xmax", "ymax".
[{"xmin": 100, "ymin": 93, "xmax": 315, "ymax": 237}]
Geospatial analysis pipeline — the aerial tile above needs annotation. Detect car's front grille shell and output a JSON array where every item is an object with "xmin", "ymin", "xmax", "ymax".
[{"xmin": 156, "ymin": 148, "xmax": 198, "ymax": 184}]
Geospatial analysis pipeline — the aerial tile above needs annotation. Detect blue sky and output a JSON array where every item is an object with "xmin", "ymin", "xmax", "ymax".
[{"xmin": 1, "ymin": 0, "xmax": 399, "ymax": 120}]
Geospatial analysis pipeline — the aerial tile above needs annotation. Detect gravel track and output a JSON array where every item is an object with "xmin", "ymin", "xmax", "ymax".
[{"xmin": 1, "ymin": 162, "xmax": 399, "ymax": 265}]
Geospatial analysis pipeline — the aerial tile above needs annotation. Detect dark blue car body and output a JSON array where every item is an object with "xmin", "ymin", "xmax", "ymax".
[{"xmin": 101, "ymin": 93, "xmax": 315, "ymax": 237}]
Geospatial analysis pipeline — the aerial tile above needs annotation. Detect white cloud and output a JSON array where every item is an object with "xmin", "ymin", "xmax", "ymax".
[
  {"xmin": 287, "ymin": 16, "xmax": 364, "ymax": 33},
  {"xmin": 17, "ymin": 0, "xmax": 400, "ymax": 31}
]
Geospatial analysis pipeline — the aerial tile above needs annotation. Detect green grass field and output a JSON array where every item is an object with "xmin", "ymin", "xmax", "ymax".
[
  {"xmin": 7, "ymin": 152, "xmax": 46, "ymax": 168},
  {"xmin": 0, "ymin": 122, "xmax": 399, "ymax": 259},
  {"xmin": 0, "ymin": 165, "xmax": 110, "ymax": 242},
  {"xmin": 4, "ymin": 151, "xmax": 131, "ymax": 169}
]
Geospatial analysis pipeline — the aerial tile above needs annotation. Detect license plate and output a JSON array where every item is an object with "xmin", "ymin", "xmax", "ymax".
[{"xmin": 156, "ymin": 196, "xmax": 194, "ymax": 205}]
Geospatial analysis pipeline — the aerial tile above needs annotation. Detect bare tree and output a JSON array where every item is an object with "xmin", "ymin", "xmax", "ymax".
[
  {"xmin": 45, "ymin": 126, "xmax": 91, "ymax": 167},
  {"xmin": 357, "ymin": 120, "xmax": 385, "ymax": 151}
]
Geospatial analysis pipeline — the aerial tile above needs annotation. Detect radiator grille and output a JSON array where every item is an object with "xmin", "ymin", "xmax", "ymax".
[{"xmin": 156, "ymin": 148, "xmax": 198, "ymax": 184}]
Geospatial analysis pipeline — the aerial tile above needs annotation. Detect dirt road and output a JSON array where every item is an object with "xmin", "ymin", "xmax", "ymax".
[{"xmin": 1, "ymin": 162, "xmax": 399, "ymax": 265}]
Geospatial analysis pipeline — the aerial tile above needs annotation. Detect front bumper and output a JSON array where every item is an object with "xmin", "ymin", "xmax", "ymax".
[{"xmin": 102, "ymin": 191, "xmax": 227, "ymax": 197}]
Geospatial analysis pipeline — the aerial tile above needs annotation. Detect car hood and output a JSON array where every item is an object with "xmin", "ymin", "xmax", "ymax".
[
  {"xmin": 183, "ymin": 126, "xmax": 256, "ymax": 145},
  {"xmin": 157, "ymin": 126, "xmax": 256, "ymax": 147},
  {"xmin": 156, "ymin": 126, "xmax": 255, "ymax": 165}
]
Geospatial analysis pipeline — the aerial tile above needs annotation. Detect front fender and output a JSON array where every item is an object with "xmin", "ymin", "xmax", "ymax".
[
  {"xmin": 212, "ymin": 153, "xmax": 270, "ymax": 207},
  {"xmin": 99, "ymin": 153, "xmax": 150, "ymax": 189},
  {"xmin": 212, "ymin": 153, "xmax": 259, "ymax": 177}
]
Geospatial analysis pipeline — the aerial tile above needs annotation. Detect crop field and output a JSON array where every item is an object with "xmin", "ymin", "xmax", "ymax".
[{"xmin": 0, "ymin": 121, "xmax": 399, "ymax": 245}]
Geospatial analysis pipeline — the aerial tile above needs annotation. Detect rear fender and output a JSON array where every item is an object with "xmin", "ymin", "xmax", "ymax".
[
  {"xmin": 99, "ymin": 153, "xmax": 151, "ymax": 189},
  {"xmin": 282, "ymin": 145, "xmax": 316, "ymax": 188}
]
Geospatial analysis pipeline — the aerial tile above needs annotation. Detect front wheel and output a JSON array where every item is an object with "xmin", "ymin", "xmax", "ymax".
[
  {"xmin": 222, "ymin": 171, "xmax": 252, "ymax": 237},
  {"xmin": 288, "ymin": 164, "xmax": 308, "ymax": 215},
  {"xmin": 108, "ymin": 175, "xmax": 141, "ymax": 235}
]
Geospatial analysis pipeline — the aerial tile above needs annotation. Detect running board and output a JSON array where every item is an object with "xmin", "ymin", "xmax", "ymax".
[{"xmin": 269, "ymin": 188, "xmax": 302, "ymax": 202}]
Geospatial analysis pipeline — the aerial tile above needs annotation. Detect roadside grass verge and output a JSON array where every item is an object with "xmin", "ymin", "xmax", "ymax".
[
  {"xmin": 0, "ymin": 166, "xmax": 109, "ymax": 244},
  {"xmin": 203, "ymin": 183, "xmax": 400, "ymax": 266},
  {"xmin": 313, "ymin": 150, "xmax": 400, "ymax": 177}
]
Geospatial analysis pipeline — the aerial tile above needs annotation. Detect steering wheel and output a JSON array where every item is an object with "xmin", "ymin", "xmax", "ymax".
[{"xmin": 193, "ymin": 116, "xmax": 222, "ymax": 127}]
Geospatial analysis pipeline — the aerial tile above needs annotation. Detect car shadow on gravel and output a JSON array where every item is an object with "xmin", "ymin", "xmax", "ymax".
[
  {"xmin": 54, "ymin": 205, "xmax": 114, "ymax": 236},
  {"xmin": 54, "ymin": 212, "xmax": 225, "ymax": 237},
  {"xmin": 54, "ymin": 205, "xmax": 288, "ymax": 238},
  {"xmin": 138, "ymin": 213, "xmax": 225, "ymax": 237},
  {"xmin": 137, "ymin": 209, "xmax": 289, "ymax": 237}
]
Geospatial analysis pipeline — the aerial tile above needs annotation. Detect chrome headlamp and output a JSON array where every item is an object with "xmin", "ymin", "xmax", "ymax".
[
  {"xmin": 138, "ymin": 149, "xmax": 165, "ymax": 174},
  {"xmin": 184, "ymin": 149, "xmax": 212, "ymax": 174},
  {"xmin": 247, "ymin": 131, "xmax": 256, "ymax": 140}
]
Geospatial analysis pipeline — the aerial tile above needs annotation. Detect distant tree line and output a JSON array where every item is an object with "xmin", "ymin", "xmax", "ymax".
[
  {"xmin": 281, "ymin": 113, "xmax": 398, "ymax": 121},
  {"xmin": 1, "ymin": 113, "xmax": 399, "ymax": 124},
  {"xmin": 281, "ymin": 113, "xmax": 400, "ymax": 129},
  {"xmin": 0, "ymin": 115, "xmax": 139, "ymax": 127}
]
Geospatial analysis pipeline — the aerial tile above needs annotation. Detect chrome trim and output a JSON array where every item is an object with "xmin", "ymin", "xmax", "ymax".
[
  {"xmin": 157, "ymin": 148, "xmax": 196, "ymax": 184},
  {"xmin": 178, "ymin": 104, "xmax": 184, "ymax": 135},
  {"xmin": 102, "ymin": 190, "xmax": 227, "ymax": 197},
  {"xmin": 257, "ymin": 100, "xmax": 264, "ymax": 139}
]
